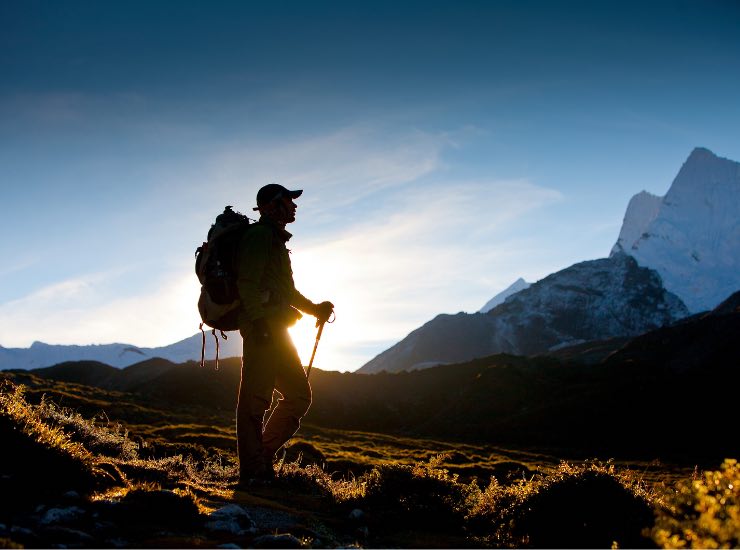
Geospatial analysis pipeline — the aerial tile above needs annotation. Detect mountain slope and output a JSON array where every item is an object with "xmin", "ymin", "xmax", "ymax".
[
  {"xmin": 612, "ymin": 147, "xmax": 740, "ymax": 312},
  {"xmin": 479, "ymin": 277, "xmax": 530, "ymax": 313},
  {"xmin": 358, "ymin": 254, "xmax": 688, "ymax": 373}
]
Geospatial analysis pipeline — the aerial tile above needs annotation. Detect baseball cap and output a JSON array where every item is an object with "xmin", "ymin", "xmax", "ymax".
[{"xmin": 253, "ymin": 183, "xmax": 303, "ymax": 211}]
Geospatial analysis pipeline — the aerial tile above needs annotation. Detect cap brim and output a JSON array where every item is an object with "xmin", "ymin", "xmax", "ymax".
[{"xmin": 288, "ymin": 189, "xmax": 303, "ymax": 199}]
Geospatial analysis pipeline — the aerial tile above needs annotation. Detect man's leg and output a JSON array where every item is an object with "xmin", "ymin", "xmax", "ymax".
[
  {"xmin": 236, "ymin": 329, "xmax": 275, "ymax": 479},
  {"xmin": 261, "ymin": 325, "xmax": 312, "ymax": 458}
]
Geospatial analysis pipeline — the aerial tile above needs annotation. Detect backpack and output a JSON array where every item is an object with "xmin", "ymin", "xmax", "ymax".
[{"xmin": 195, "ymin": 206, "xmax": 253, "ymax": 367}]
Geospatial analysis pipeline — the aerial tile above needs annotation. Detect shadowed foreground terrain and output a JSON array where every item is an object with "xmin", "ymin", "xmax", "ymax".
[{"xmin": 1, "ymin": 374, "xmax": 738, "ymax": 549}]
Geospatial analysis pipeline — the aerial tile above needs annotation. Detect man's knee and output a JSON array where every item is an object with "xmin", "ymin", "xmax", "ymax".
[
  {"xmin": 289, "ymin": 391, "xmax": 311, "ymax": 418},
  {"xmin": 249, "ymin": 395, "xmax": 271, "ymax": 416},
  {"xmin": 237, "ymin": 393, "xmax": 270, "ymax": 422}
]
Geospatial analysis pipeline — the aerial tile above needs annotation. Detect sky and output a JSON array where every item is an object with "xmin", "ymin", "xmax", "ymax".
[{"xmin": 1, "ymin": 0, "xmax": 739, "ymax": 371}]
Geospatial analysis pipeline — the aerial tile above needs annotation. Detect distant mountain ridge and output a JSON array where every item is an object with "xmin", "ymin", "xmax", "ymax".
[
  {"xmin": 0, "ymin": 332, "xmax": 242, "ymax": 371},
  {"xmin": 359, "ymin": 254, "xmax": 688, "ymax": 373}
]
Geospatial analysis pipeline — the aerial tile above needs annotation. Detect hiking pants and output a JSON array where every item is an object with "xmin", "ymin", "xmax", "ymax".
[{"xmin": 236, "ymin": 319, "xmax": 311, "ymax": 476}]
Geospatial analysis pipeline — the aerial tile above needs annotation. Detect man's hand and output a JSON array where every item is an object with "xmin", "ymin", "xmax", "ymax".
[
  {"xmin": 252, "ymin": 318, "xmax": 271, "ymax": 345},
  {"xmin": 314, "ymin": 301, "xmax": 334, "ymax": 326}
]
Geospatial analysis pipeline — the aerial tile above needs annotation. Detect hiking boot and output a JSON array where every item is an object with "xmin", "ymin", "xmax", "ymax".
[{"xmin": 236, "ymin": 463, "xmax": 275, "ymax": 489}]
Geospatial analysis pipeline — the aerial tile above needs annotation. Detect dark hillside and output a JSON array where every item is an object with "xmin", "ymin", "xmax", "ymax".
[
  {"xmin": 10, "ymin": 296, "xmax": 740, "ymax": 461},
  {"xmin": 123, "ymin": 358, "xmax": 241, "ymax": 410},
  {"xmin": 117, "ymin": 357, "xmax": 179, "ymax": 391},
  {"xmin": 538, "ymin": 336, "xmax": 631, "ymax": 365},
  {"xmin": 308, "ymin": 299, "xmax": 740, "ymax": 459},
  {"xmin": 604, "ymin": 290, "xmax": 740, "ymax": 370},
  {"xmin": 21, "ymin": 361, "xmax": 121, "ymax": 389}
]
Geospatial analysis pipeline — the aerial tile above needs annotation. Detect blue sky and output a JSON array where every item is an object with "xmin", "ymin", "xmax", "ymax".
[{"xmin": 1, "ymin": 0, "xmax": 739, "ymax": 371}]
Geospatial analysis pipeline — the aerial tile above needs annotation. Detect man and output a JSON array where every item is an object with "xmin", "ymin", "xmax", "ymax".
[{"xmin": 235, "ymin": 183, "xmax": 333, "ymax": 484}]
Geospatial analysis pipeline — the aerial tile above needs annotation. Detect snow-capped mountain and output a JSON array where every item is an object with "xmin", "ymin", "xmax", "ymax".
[
  {"xmin": 478, "ymin": 278, "xmax": 530, "ymax": 313},
  {"xmin": 611, "ymin": 147, "xmax": 740, "ymax": 312},
  {"xmin": 358, "ymin": 254, "xmax": 688, "ymax": 373},
  {"xmin": 0, "ymin": 332, "xmax": 242, "ymax": 371},
  {"xmin": 360, "ymin": 146, "xmax": 739, "ymax": 373},
  {"xmin": 610, "ymin": 191, "xmax": 662, "ymax": 256}
]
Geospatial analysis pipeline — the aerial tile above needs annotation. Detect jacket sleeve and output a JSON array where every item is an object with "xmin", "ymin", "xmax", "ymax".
[
  {"xmin": 236, "ymin": 226, "xmax": 271, "ymax": 322},
  {"xmin": 289, "ymin": 286, "xmax": 316, "ymax": 315}
]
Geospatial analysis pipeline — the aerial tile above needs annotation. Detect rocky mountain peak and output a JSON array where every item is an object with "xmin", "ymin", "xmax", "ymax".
[{"xmin": 612, "ymin": 147, "xmax": 740, "ymax": 312}]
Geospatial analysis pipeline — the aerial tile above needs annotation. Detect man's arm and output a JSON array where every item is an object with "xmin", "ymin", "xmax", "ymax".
[{"xmin": 287, "ymin": 278, "xmax": 334, "ymax": 324}]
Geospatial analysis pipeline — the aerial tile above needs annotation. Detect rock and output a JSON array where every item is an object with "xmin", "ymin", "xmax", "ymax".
[
  {"xmin": 7, "ymin": 526, "xmax": 38, "ymax": 546},
  {"xmin": 205, "ymin": 504, "xmax": 254, "ymax": 535},
  {"xmin": 41, "ymin": 526, "xmax": 94, "ymax": 546},
  {"xmin": 204, "ymin": 519, "xmax": 244, "ymax": 535},
  {"xmin": 113, "ymin": 488, "xmax": 201, "ymax": 531},
  {"xmin": 210, "ymin": 504, "xmax": 252, "ymax": 521},
  {"xmin": 251, "ymin": 533, "xmax": 303, "ymax": 548},
  {"xmin": 40, "ymin": 507, "xmax": 86, "ymax": 525}
]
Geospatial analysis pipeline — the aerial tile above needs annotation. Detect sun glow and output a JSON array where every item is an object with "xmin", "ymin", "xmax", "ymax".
[
  {"xmin": 287, "ymin": 246, "xmax": 362, "ymax": 372},
  {"xmin": 288, "ymin": 316, "xmax": 324, "ymax": 369}
]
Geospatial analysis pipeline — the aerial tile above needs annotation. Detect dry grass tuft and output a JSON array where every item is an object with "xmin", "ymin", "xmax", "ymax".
[{"xmin": 0, "ymin": 381, "xmax": 103, "ymax": 507}]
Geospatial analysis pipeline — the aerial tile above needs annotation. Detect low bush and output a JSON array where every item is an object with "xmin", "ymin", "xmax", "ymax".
[
  {"xmin": 469, "ymin": 461, "xmax": 656, "ymax": 548},
  {"xmin": 652, "ymin": 458, "xmax": 739, "ymax": 549},
  {"xmin": 362, "ymin": 454, "xmax": 481, "ymax": 533}
]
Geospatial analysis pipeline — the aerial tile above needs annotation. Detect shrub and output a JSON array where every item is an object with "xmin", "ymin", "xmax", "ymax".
[
  {"xmin": 362, "ymin": 454, "xmax": 481, "ymax": 533},
  {"xmin": 109, "ymin": 485, "xmax": 203, "ymax": 532},
  {"xmin": 469, "ymin": 461, "xmax": 655, "ymax": 548},
  {"xmin": 652, "ymin": 458, "xmax": 739, "ymax": 549}
]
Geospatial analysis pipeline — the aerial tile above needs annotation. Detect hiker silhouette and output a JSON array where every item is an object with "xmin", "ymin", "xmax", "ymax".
[{"xmin": 235, "ymin": 184, "xmax": 333, "ymax": 485}]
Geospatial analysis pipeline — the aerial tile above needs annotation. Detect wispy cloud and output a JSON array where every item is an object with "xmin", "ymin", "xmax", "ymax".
[
  {"xmin": 200, "ymin": 125, "xmax": 451, "ymax": 211},
  {"xmin": 288, "ymin": 177, "xmax": 562, "ymax": 369},
  {"xmin": 0, "ymin": 268, "xmax": 200, "ymax": 348}
]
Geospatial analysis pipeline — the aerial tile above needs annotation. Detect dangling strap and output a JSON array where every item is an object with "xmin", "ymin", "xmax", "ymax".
[
  {"xmin": 199, "ymin": 323, "xmax": 206, "ymax": 367},
  {"xmin": 217, "ymin": 331, "xmax": 228, "ymax": 371},
  {"xmin": 211, "ymin": 329, "xmax": 219, "ymax": 370}
]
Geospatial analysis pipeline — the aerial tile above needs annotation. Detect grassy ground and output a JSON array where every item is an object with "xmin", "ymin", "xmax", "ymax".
[{"xmin": 1, "ymin": 372, "xmax": 737, "ymax": 548}]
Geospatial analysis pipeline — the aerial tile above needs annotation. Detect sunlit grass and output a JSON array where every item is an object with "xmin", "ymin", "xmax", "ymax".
[
  {"xmin": 2, "ymin": 373, "xmax": 738, "ymax": 549},
  {"xmin": 0, "ymin": 382, "xmax": 93, "ymax": 462},
  {"xmin": 652, "ymin": 458, "xmax": 740, "ymax": 549}
]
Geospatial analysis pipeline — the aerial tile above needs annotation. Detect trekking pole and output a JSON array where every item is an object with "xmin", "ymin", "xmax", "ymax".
[{"xmin": 305, "ymin": 322, "xmax": 325, "ymax": 378}]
